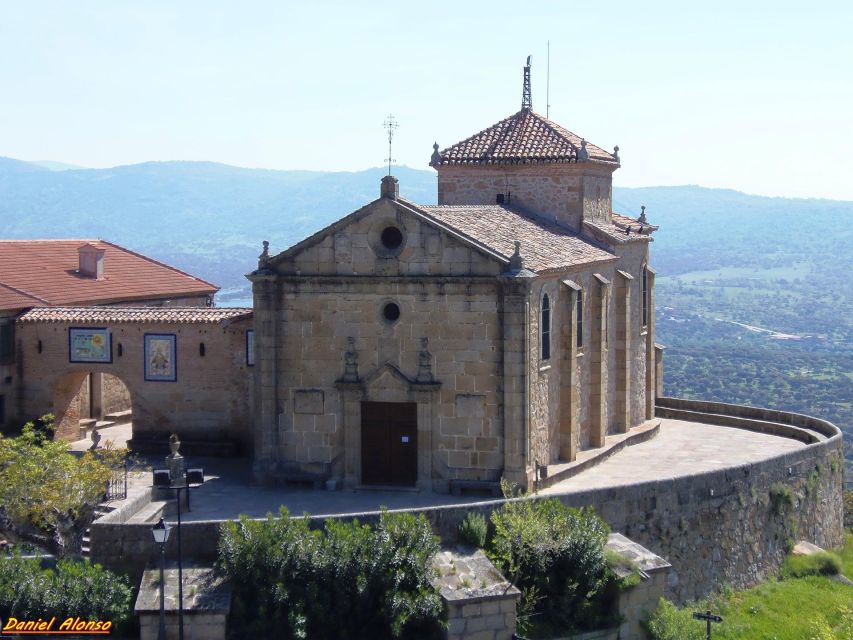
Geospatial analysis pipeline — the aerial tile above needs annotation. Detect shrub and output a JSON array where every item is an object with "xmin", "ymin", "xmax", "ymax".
[
  {"xmin": 843, "ymin": 490, "xmax": 853, "ymax": 532},
  {"xmin": 0, "ymin": 555, "xmax": 132, "ymax": 626},
  {"xmin": 769, "ymin": 482, "xmax": 794, "ymax": 516},
  {"xmin": 457, "ymin": 512, "xmax": 487, "ymax": 548},
  {"xmin": 0, "ymin": 415, "xmax": 126, "ymax": 555},
  {"xmin": 644, "ymin": 598, "xmax": 705, "ymax": 640},
  {"xmin": 488, "ymin": 497, "xmax": 614, "ymax": 633},
  {"xmin": 218, "ymin": 508, "xmax": 444, "ymax": 639},
  {"xmin": 780, "ymin": 552, "xmax": 842, "ymax": 579}
]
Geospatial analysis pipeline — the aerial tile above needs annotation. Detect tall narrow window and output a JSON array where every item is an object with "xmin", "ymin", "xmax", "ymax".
[
  {"xmin": 541, "ymin": 294, "xmax": 551, "ymax": 360},
  {"xmin": 0, "ymin": 322, "xmax": 14, "ymax": 364},
  {"xmin": 576, "ymin": 290, "xmax": 584, "ymax": 348},
  {"xmin": 641, "ymin": 265, "xmax": 648, "ymax": 328}
]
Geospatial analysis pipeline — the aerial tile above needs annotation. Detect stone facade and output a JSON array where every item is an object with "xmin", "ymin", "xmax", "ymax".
[
  {"xmin": 436, "ymin": 162, "xmax": 617, "ymax": 231},
  {"xmin": 251, "ymin": 154, "xmax": 656, "ymax": 491},
  {"xmin": 14, "ymin": 312, "xmax": 253, "ymax": 450}
]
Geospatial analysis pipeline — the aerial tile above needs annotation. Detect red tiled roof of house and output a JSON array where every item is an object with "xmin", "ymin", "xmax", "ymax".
[
  {"xmin": 433, "ymin": 109, "xmax": 617, "ymax": 166},
  {"xmin": 583, "ymin": 212, "xmax": 659, "ymax": 245},
  {"xmin": 0, "ymin": 240, "xmax": 218, "ymax": 312},
  {"xmin": 0, "ymin": 282, "xmax": 47, "ymax": 312},
  {"xmin": 404, "ymin": 201, "xmax": 616, "ymax": 273},
  {"xmin": 18, "ymin": 307, "xmax": 252, "ymax": 324}
]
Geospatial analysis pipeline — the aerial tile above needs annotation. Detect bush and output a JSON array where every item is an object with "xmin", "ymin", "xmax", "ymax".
[
  {"xmin": 488, "ymin": 497, "xmax": 614, "ymax": 634},
  {"xmin": 0, "ymin": 415, "xmax": 126, "ymax": 555},
  {"xmin": 843, "ymin": 490, "xmax": 853, "ymax": 532},
  {"xmin": 0, "ymin": 555, "xmax": 132, "ymax": 626},
  {"xmin": 218, "ymin": 508, "xmax": 444, "ymax": 639},
  {"xmin": 780, "ymin": 552, "xmax": 842, "ymax": 579},
  {"xmin": 645, "ymin": 598, "xmax": 706, "ymax": 640},
  {"xmin": 457, "ymin": 512, "xmax": 487, "ymax": 548},
  {"xmin": 769, "ymin": 482, "xmax": 794, "ymax": 516}
]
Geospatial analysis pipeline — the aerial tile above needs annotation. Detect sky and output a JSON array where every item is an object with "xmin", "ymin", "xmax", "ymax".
[{"xmin": 1, "ymin": 1, "xmax": 851, "ymax": 199}]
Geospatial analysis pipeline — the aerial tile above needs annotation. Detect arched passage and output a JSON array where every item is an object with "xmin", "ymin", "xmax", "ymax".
[{"xmin": 52, "ymin": 371, "xmax": 134, "ymax": 445}]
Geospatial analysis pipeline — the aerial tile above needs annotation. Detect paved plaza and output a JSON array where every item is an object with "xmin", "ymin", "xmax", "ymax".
[{"xmin": 118, "ymin": 418, "xmax": 806, "ymax": 523}]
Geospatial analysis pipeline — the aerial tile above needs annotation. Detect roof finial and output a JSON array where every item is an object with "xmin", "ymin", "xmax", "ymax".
[
  {"xmin": 639, "ymin": 205, "xmax": 647, "ymax": 224},
  {"xmin": 383, "ymin": 114, "xmax": 398, "ymax": 176},
  {"xmin": 430, "ymin": 142, "xmax": 442, "ymax": 167},
  {"xmin": 522, "ymin": 55, "xmax": 532, "ymax": 110},
  {"xmin": 509, "ymin": 240, "xmax": 524, "ymax": 270}
]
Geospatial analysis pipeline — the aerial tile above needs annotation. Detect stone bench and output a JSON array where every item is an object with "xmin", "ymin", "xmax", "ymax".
[{"xmin": 449, "ymin": 479, "xmax": 501, "ymax": 497}]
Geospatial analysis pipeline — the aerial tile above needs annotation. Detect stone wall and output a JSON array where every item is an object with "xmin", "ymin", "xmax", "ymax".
[
  {"xmin": 436, "ymin": 163, "xmax": 616, "ymax": 231},
  {"xmin": 93, "ymin": 401, "xmax": 844, "ymax": 605},
  {"xmin": 15, "ymin": 317, "xmax": 253, "ymax": 450}
]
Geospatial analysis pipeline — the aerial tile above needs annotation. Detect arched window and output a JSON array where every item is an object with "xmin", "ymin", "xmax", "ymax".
[
  {"xmin": 576, "ymin": 290, "xmax": 584, "ymax": 348},
  {"xmin": 541, "ymin": 294, "xmax": 551, "ymax": 360},
  {"xmin": 641, "ymin": 265, "xmax": 648, "ymax": 328}
]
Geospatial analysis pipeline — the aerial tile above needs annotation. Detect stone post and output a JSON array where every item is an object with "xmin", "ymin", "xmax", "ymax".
[
  {"xmin": 645, "ymin": 268, "xmax": 657, "ymax": 420},
  {"xmin": 250, "ymin": 273, "xmax": 279, "ymax": 482},
  {"xmin": 559, "ymin": 279, "xmax": 581, "ymax": 461},
  {"xmin": 589, "ymin": 274, "xmax": 610, "ymax": 448},
  {"xmin": 614, "ymin": 270, "xmax": 633, "ymax": 433}
]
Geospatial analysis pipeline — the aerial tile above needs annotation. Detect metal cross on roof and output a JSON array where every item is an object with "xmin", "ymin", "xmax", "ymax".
[{"xmin": 383, "ymin": 114, "xmax": 398, "ymax": 176}]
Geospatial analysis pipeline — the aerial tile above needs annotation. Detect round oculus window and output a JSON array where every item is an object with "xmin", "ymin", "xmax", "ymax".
[
  {"xmin": 382, "ymin": 302, "xmax": 401, "ymax": 323},
  {"xmin": 380, "ymin": 226, "xmax": 404, "ymax": 250}
]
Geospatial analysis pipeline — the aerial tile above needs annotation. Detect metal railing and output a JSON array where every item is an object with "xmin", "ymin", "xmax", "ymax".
[{"xmin": 104, "ymin": 456, "xmax": 128, "ymax": 501}]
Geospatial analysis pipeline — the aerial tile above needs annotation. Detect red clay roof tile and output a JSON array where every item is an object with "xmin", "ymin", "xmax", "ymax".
[{"xmin": 0, "ymin": 240, "xmax": 218, "ymax": 312}]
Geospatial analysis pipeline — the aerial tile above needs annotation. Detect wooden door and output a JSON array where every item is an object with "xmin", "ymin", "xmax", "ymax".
[{"xmin": 361, "ymin": 401, "xmax": 417, "ymax": 486}]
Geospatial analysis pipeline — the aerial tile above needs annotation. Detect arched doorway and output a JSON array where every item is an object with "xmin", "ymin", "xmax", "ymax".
[{"xmin": 52, "ymin": 371, "xmax": 133, "ymax": 448}]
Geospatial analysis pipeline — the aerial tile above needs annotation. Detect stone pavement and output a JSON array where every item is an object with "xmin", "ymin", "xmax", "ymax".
[
  {"xmin": 541, "ymin": 418, "xmax": 803, "ymax": 495},
  {"xmin": 135, "ymin": 418, "xmax": 805, "ymax": 523},
  {"xmin": 70, "ymin": 422, "xmax": 133, "ymax": 452}
]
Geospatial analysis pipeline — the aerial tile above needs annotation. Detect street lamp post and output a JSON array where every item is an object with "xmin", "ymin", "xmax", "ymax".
[
  {"xmin": 151, "ymin": 518, "xmax": 171, "ymax": 640},
  {"xmin": 153, "ymin": 466, "xmax": 205, "ymax": 640}
]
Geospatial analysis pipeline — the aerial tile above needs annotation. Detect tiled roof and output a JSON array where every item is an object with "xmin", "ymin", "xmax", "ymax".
[
  {"xmin": 434, "ymin": 109, "xmax": 616, "ymax": 166},
  {"xmin": 583, "ymin": 212, "xmax": 658, "ymax": 245},
  {"xmin": 18, "ymin": 307, "xmax": 253, "ymax": 324},
  {"xmin": 0, "ymin": 283, "xmax": 47, "ymax": 312},
  {"xmin": 0, "ymin": 240, "xmax": 218, "ymax": 311},
  {"xmin": 405, "ymin": 202, "xmax": 616, "ymax": 273}
]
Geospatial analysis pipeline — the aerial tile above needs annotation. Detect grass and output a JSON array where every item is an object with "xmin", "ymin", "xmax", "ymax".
[{"xmin": 647, "ymin": 533, "xmax": 853, "ymax": 640}]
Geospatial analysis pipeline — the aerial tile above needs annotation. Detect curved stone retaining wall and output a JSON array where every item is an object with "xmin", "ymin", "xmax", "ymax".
[{"xmin": 91, "ymin": 398, "xmax": 845, "ymax": 604}]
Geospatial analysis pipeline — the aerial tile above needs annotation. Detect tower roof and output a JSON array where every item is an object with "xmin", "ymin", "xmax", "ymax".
[{"xmin": 432, "ymin": 108, "xmax": 618, "ymax": 167}]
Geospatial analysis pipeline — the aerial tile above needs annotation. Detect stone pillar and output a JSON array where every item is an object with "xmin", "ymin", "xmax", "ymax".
[
  {"xmin": 91, "ymin": 372, "xmax": 104, "ymax": 420},
  {"xmin": 250, "ymin": 274, "xmax": 279, "ymax": 481},
  {"xmin": 559, "ymin": 279, "xmax": 581, "ymax": 461},
  {"xmin": 589, "ymin": 274, "xmax": 610, "ymax": 448},
  {"xmin": 655, "ymin": 343, "xmax": 665, "ymax": 398},
  {"xmin": 614, "ymin": 270, "xmax": 633, "ymax": 433},
  {"xmin": 645, "ymin": 268, "xmax": 656, "ymax": 420},
  {"xmin": 499, "ymin": 274, "xmax": 533, "ymax": 487}
]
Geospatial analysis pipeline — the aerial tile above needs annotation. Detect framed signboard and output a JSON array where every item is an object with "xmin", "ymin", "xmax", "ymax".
[
  {"xmin": 144, "ymin": 333, "xmax": 177, "ymax": 382},
  {"xmin": 69, "ymin": 327, "xmax": 112, "ymax": 363},
  {"xmin": 246, "ymin": 330, "xmax": 255, "ymax": 366}
]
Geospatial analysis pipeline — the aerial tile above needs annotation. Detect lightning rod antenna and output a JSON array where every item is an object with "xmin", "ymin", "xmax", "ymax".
[
  {"xmin": 546, "ymin": 41, "xmax": 551, "ymax": 119},
  {"xmin": 383, "ymin": 114, "xmax": 398, "ymax": 176}
]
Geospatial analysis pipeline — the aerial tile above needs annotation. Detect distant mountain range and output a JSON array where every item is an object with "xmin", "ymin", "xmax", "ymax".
[{"xmin": 1, "ymin": 156, "xmax": 851, "ymax": 298}]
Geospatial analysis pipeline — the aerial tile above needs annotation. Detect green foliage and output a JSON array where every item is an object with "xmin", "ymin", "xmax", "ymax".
[
  {"xmin": 0, "ymin": 415, "xmax": 124, "ymax": 554},
  {"xmin": 457, "ymin": 512, "xmax": 487, "ymax": 548},
  {"xmin": 769, "ymin": 482, "xmax": 794, "ymax": 516},
  {"xmin": 488, "ymin": 497, "xmax": 614, "ymax": 634},
  {"xmin": 781, "ymin": 552, "xmax": 842, "ymax": 579},
  {"xmin": 217, "ymin": 508, "xmax": 443, "ymax": 640},
  {"xmin": 0, "ymin": 555, "xmax": 132, "ymax": 625},
  {"xmin": 843, "ymin": 490, "xmax": 853, "ymax": 532},
  {"xmin": 645, "ymin": 598, "xmax": 706, "ymax": 640}
]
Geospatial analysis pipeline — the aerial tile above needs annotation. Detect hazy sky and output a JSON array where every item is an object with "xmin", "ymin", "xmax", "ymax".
[{"xmin": 1, "ymin": 1, "xmax": 851, "ymax": 199}]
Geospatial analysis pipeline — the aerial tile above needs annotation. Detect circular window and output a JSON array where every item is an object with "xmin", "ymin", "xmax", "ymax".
[
  {"xmin": 380, "ymin": 226, "xmax": 403, "ymax": 250},
  {"xmin": 382, "ymin": 302, "xmax": 401, "ymax": 323}
]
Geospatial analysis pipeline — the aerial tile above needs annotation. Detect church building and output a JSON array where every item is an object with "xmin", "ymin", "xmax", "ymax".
[{"xmin": 250, "ymin": 60, "xmax": 659, "ymax": 492}]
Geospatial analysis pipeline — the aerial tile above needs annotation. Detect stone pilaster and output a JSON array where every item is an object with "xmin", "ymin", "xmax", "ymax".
[
  {"xmin": 614, "ymin": 270, "xmax": 633, "ymax": 433},
  {"xmin": 559, "ymin": 279, "xmax": 581, "ymax": 461},
  {"xmin": 499, "ymin": 273, "xmax": 533, "ymax": 487},
  {"xmin": 589, "ymin": 274, "xmax": 610, "ymax": 447},
  {"xmin": 250, "ymin": 273, "xmax": 279, "ymax": 481},
  {"xmin": 645, "ymin": 267, "xmax": 656, "ymax": 420}
]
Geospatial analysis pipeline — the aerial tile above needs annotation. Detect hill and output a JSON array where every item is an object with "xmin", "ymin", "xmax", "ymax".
[{"xmin": 0, "ymin": 158, "xmax": 850, "ymax": 464}]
